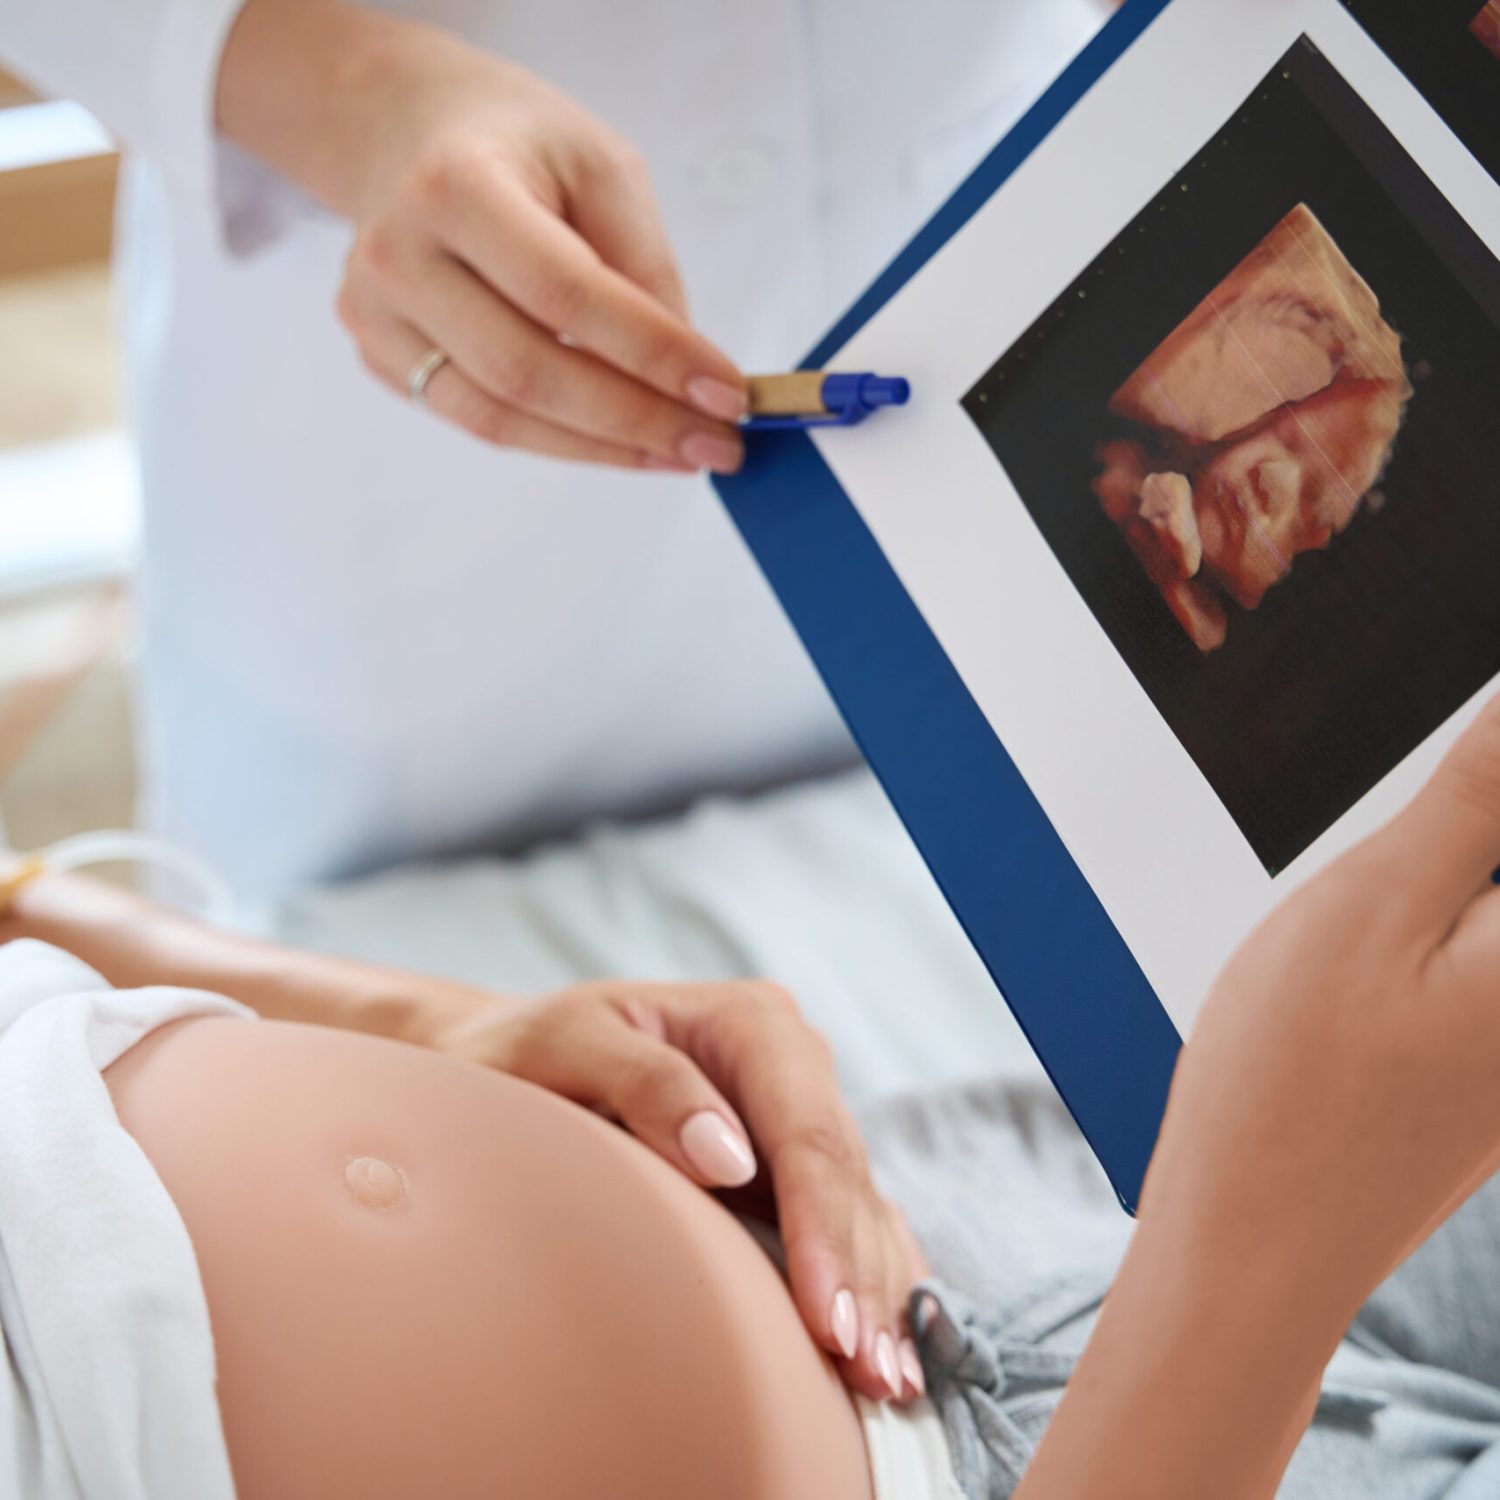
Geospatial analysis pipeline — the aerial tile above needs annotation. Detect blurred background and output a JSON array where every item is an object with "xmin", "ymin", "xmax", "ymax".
[{"xmin": 0, "ymin": 64, "xmax": 137, "ymax": 851}]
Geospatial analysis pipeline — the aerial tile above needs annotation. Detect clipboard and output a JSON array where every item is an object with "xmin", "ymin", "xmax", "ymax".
[
  {"xmin": 714, "ymin": 0, "xmax": 1183, "ymax": 1214},
  {"xmin": 715, "ymin": 0, "xmax": 1500, "ymax": 1214}
]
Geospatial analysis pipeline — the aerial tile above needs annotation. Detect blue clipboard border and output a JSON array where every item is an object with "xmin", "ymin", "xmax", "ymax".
[{"xmin": 714, "ymin": 0, "xmax": 1181, "ymax": 1213}]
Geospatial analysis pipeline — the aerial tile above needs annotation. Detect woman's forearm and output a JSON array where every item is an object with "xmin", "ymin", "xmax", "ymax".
[
  {"xmin": 0, "ymin": 872, "xmax": 481, "ymax": 1043},
  {"xmin": 1015, "ymin": 1191, "xmax": 1349, "ymax": 1500}
]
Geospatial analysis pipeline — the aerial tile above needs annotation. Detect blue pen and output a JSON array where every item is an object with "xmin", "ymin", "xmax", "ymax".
[{"xmin": 742, "ymin": 371, "xmax": 911, "ymax": 430}]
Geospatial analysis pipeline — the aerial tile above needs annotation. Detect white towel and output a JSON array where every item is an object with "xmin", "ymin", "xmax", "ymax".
[{"xmin": 0, "ymin": 939, "xmax": 248, "ymax": 1500}]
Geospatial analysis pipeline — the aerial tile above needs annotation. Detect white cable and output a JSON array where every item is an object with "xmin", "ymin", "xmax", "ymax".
[{"xmin": 30, "ymin": 830, "xmax": 235, "ymax": 924}]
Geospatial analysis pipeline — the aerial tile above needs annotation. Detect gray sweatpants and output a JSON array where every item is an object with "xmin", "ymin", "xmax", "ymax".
[{"xmin": 858, "ymin": 1079, "xmax": 1500, "ymax": 1498}]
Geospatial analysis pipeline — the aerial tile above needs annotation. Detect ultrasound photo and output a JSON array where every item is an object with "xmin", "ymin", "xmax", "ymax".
[{"xmin": 962, "ymin": 39, "xmax": 1500, "ymax": 874}]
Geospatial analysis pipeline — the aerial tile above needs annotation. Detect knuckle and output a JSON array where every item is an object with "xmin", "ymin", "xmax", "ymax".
[
  {"xmin": 530, "ymin": 270, "xmax": 591, "ymax": 333},
  {"xmin": 404, "ymin": 145, "xmax": 475, "ymax": 217},
  {"xmin": 611, "ymin": 990, "xmax": 662, "ymax": 1036},
  {"xmin": 750, "ymin": 980, "xmax": 799, "ymax": 1017},
  {"xmin": 573, "ymin": 984, "xmax": 625, "ymax": 1021},
  {"xmin": 635, "ymin": 257, "xmax": 684, "ymax": 302},
  {"xmin": 787, "ymin": 1119, "xmax": 855, "ymax": 1175},
  {"xmin": 468, "ymin": 401, "xmax": 518, "ymax": 448},
  {"xmin": 803, "ymin": 1022, "xmax": 837, "ymax": 1068},
  {"xmin": 631, "ymin": 325, "xmax": 690, "ymax": 388},
  {"xmin": 575, "ymin": 130, "xmax": 647, "ymax": 186},
  {"xmin": 481, "ymin": 352, "xmax": 543, "ymax": 411},
  {"xmin": 602, "ymin": 135, "xmax": 648, "ymax": 178},
  {"xmin": 620, "ymin": 1049, "xmax": 689, "ymax": 1108},
  {"xmin": 495, "ymin": 1010, "xmax": 549, "ymax": 1077},
  {"xmin": 612, "ymin": 387, "xmax": 675, "ymax": 450},
  {"xmin": 333, "ymin": 281, "xmax": 361, "ymax": 334},
  {"xmin": 809, "ymin": 1222, "xmax": 855, "ymax": 1270},
  {"xmin": 851, "ymin": 1255, "xmax": 888, "ymax": 1304},
  {"xmin": 355, "ymin": 221, "xmax": 403, "ymax": 283},
  {"xmin": 876, "ymin": 1193, "xmax": 911, "ymax": 1241},
  {"xmin": 408, "ymin": 155, "xmax": 446, "ymax": 212},
  {"xmin": 532, "ymin": 993, "xmax": 582, "ymax": 1041},
  {"xmin": 356, "ymin": 346, "xmax": 382, "ymax": 380}
]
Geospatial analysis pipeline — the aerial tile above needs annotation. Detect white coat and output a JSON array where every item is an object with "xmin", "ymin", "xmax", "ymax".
[{"xmin": 5, "ymin": 0, "xmax": 1104, "ymax": 895}]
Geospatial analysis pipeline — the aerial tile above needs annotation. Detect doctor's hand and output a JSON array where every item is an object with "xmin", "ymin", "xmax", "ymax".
[
  {"xmin": 217, "ymin": 0, "xmax": 747, "ymax": 473},
  {"xmin": 433, "ymin": 978, "xmax": 931, "ymax": 1405},
  {"xmin": 1014, "ymin": 692, "xmax": 1500, "ymax": 1500}
]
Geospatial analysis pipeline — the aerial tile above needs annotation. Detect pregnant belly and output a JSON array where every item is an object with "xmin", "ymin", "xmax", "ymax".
[{"xmin": 104, "ymin": 1017, "xmax": 873, "ymax": 1500}]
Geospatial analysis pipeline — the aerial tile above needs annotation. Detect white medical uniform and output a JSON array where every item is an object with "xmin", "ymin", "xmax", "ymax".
[{"xmin": 5, "ymin": 0, "xmax": 1104, "ymax": 897}]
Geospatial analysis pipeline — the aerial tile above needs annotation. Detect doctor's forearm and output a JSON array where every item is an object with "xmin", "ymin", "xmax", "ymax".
[
  {"xmin": 0, "ymin": 873, "xmax": 486, "ymax": 1044},
  {"xmin": 216, "ymin": 0, "xmax": 423, "ymax": 216}
]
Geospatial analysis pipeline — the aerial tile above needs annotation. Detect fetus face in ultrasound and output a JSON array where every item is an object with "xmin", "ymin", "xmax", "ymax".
[{"xmin": 1093, "ymin": 204, "xmax": 1411, "ymax": 653}]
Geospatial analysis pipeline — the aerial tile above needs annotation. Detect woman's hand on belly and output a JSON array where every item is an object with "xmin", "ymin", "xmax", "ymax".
[{"xmin": 433, "ymin": 978, "xmax": 929, "ymax": 1405}]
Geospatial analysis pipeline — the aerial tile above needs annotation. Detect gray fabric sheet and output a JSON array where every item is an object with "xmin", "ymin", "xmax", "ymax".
[
  {"xmin": 857, "ymin": 1081, "xmax": 1500, "ymax": 1498},
  {"xmin": 271, "ymin": 769, "xmax": 1044, "ymax": 1103}
]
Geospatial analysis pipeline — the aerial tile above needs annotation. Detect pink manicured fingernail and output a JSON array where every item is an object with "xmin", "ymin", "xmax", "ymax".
[
  {"xmin": 678, "ymin": 431, "xmax": 744, "ymax": 474},
  {"xmin": 830, "ymin": 1289, "xmax": 860, "ymax": 1360},
  {"xmin": 899, "ymin": 1338, "xmax": 926, "ymax": 1398},
  {"xmin": 874, "ymin": 1331, "xmax": 902, "ymax": 1399},
  {"xmin": 678, "ymin": 1110, "xmax": 756, "ymax": 1187},
  {"xmin": 686, "ymin": 375, "xmax": 747, "ymax": 422}
]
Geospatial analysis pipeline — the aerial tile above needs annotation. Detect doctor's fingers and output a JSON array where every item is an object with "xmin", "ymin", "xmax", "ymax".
[
  {"xmin": 563, "ymin": 143, "xmax": 691, "ymax": 321},
  {"xmin": 429, "ymin": 169, "xmax": 746, "ymax": 423},
  {"xmin": 369, "ymin": 249, "xmax": 743, "ymax": 472},
  {"xmin": 352, "ymin": 311, "xmax": 684, "ymax": 471}
]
